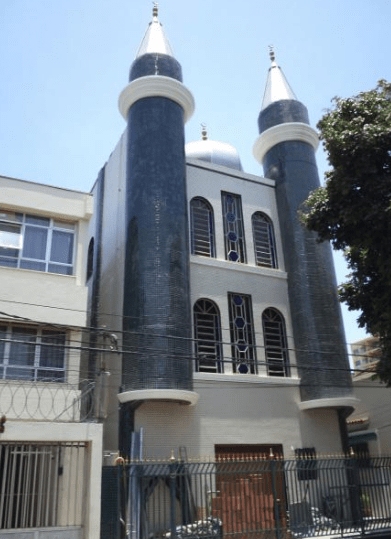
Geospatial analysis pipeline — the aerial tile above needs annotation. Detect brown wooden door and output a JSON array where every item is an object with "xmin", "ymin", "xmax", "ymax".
[{"xmin": 214, "ymin": 445, "xmax": 286, "ymax": 539}]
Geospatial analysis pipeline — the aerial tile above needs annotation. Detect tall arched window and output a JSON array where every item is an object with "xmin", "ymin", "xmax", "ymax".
[
  {"xmin": 194, "ymin": 299, "xmax": 222, "ymax": 372},
  {"xmin": 222, "ymin": 192, "xmax": 246, "ymax": 263},
  {"xmin": 252, "ymin": 212, "xmax": 277, "ymax": 268},
  {"xmin": 190, "ymin": 197, "xmax": 215, "ymax": 257},
  {"xmin": 262, "ymin": 308, "xmax": 290, "ymax": 377},
  {"xmin": 228, "ymin": 293, "xmax": 256, "ymax": 374}
]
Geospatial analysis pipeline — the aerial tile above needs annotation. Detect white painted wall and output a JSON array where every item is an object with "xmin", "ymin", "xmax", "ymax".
[
  {"xmin": 187, "ymin": 160, "xmax": 296, "ymax": 377},
  {"xmin": 186, "ymin": 159, "xmax": 284, "ymax": 270},
  {"xmin": 135, "ymin": 376, "xmax": 304, "ymax": 459}
]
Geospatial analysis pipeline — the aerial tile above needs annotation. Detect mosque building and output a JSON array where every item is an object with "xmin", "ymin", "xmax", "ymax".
[{"xmin": 87, "ymin": 5, "xmax": 357, "ymax": 460}]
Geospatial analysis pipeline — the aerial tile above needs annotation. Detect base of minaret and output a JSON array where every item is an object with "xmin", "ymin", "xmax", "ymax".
[
  {"xmin": 298, "ymin": 396, "xmax": 359, "ymax": 413},
  {"xmin": 118, "ymin": 389, "xmax": 199, "ymax": 406}
]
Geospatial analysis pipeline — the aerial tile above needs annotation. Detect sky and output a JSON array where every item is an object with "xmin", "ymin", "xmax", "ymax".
[{"xmin": 0, "ymin": 0, "xmax": 390, "ymax": 351}]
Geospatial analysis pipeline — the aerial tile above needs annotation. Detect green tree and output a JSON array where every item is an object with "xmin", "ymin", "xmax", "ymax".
[{"xmin": 301, "ymin": 80, "xmax": 391, "ymax": 383}]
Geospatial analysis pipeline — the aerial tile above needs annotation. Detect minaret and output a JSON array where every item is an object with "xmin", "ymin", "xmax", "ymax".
[
  {"xmin": 253, "ymin": 51, "xmax": 356, "ymax": 432},
  {"xmin": 118, "ymin": 6, "xmax": 197, "ymax": 454}
]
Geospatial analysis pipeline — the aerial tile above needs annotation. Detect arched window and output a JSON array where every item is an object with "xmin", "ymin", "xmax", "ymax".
[
  {"xmin": 194, "ymin": 299, "xmax": 222, "ymax": 372},
  {"xmin": 262, "ymin": 308, "xmax": 290, "ymax": 377},
  {"xmin": 190, "ymin": 198, "xmax": 215, "ymax": 257},
  {"xmin": 252, "ymin": 212, "xmax": 277, "ymax": 268}
]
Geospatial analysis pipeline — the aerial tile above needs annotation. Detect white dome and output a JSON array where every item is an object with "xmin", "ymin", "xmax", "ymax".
[{"xmin": 185, "ymin": 139, "xmax": 243, "ymax": 171}]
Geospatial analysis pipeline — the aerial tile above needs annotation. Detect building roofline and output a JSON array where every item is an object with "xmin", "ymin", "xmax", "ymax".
[{"xmin": 0, "ymin": 174, "xmax": 91, "ymax": 196}]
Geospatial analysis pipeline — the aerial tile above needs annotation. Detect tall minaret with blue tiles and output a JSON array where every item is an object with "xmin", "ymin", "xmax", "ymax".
[
  {"xmin": 117, "ymin": 6, "xmax": 198, "ymax": 454},
  {"xmin": 253, "ymin": 51, "xmax": 356, "ymax": 442}
]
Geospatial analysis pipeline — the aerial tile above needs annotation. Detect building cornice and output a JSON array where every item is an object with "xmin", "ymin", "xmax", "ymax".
[
  {"xmin": 117, "ymin": 389, "xmax": 199, "ymax": 406},
  {"xmin": 298, "ymin": 396, "xmax": 360, "ymax": 412}
]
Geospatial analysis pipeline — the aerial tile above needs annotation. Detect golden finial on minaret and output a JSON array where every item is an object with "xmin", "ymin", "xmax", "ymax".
[
  {"xmin": 268, "ymin": 45, "xmax": 275, "ymax": 63},
  {"xmin": 201, "ymin": 123, "xmax": 208, "ymax": 140},
  {"xmin": 153, "ymin": 2, "xmax": 158, "ymax": 19}
]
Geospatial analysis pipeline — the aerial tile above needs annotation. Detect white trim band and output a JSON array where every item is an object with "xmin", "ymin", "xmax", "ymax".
[
  {"xmin": 117, "ymin": 388, "xmax": 199, "ymax": 406},
  {"xmin": 253, "ymin": 122, "xmax": 319, "ymax": 164},
  {"xmin": 118, "ymin": 75, "xmax": 195, "ymax": 123},
  {"xmin": 298, "ymin": 396, "xmax": 360, "ymax": 412}
]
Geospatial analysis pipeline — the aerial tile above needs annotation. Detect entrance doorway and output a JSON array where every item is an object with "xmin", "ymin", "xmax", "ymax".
[{"xmin": 214, "ymin": 444, "xmax": 286, "ymax": 538}]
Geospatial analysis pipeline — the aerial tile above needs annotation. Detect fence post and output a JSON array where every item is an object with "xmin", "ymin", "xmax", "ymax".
[
  {"xmin": 349, "ymin": 450, "xmax": 364, "ymax": 534},
  {"xmin": 270, "ymin": 449, "xmax": 282, "ymax": 539},
  {"xmin": 170, "ymin": 450, "xmax": 177, "ymax": 538}
]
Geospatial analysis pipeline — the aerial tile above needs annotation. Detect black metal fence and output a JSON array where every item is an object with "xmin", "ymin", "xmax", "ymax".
[{"xmin": 101, "ymin": 455, "xmax": 391, "ymax": 539}]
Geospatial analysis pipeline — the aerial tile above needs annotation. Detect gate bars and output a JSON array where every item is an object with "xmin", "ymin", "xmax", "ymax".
[{"xmin": 103, "ymin": 455, "xmax": 391, "ymax": 539}]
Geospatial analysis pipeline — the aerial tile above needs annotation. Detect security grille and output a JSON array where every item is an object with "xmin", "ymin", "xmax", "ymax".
[
  {"xmin": 228, "ymin": 293, "xmax": 256, "ymax": 373},
  {"xmin": 262, "ymin": 308, "xmax": 290, "ymax": 376},
  {"xmin": 190, "ymin": 198, "xmax": 215, "ymax": 257},
  {"xmin": 0, "ymin": 441, "xmax": 87, "ymax": 529},
  {"xmin": 252, "ymin": 212, "xmax": 277, "ymax": 268},
  {"xmin": 194, "ymin": 299, "xmax": 222, "ymax": 372}
]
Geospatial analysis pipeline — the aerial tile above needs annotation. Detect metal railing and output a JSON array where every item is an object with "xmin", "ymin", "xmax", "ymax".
[{"xmin": 102, "ymin": 455, "xmax": 391, "ymax": 539}]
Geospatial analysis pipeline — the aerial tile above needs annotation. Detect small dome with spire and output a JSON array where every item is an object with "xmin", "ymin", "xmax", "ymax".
[{"xmin": 186, "ymin": 126, "xmax": 243, "ymax": 171}]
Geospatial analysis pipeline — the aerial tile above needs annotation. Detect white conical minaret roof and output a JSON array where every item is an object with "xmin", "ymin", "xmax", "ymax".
[
  {"xmin": 136, "ymin": 4, "xmax": 175, "ymax": 58},
  {"xmin": 261, "ymin": 48, "xmax": 297, "ymax": 110}
]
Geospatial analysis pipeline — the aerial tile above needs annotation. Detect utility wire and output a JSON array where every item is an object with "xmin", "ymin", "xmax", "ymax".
[
  {"xmin": 0, "ymin": 308, "xmax": 377, "ymax": 366},
  {"xmin": 0, "ymin": 298, "xmax": 369, "ymax": 347}
]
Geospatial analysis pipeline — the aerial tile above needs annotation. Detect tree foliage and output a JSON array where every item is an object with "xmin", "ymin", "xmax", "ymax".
[{"xmin": 301, "ymin": 80, "xmax": 391, "ymax": 383}]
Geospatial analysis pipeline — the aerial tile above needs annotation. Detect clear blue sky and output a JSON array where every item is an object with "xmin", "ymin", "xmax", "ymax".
[{"xmin": 1, "ymin": 0, "xmax": 390, "ymax": 350}]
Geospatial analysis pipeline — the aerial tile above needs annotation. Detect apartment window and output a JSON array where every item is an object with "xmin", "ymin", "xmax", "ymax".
[
  {"xmin": 262, "ymin": 308, "xmax": 290, "ymax": 377},
  {"xmin": 0, "ymin": 210, "xmax": 75, "ymax": 275},
  {"xmin": 0, "ymin": 325, "xmax": 66, "ymax": 381},
  {"xmin": 252, "ymin": 212, "xmax": 277, "ymax": 268},
  {"xmin": 221, "ymin": 192, "xmax": 246, "ymax": 263},
  {"xmin": 190, "ymin": 198, "xmax": 215, "ymax": 257},
  {"xmin": 194, "ymin": 299, "xmax": 222, "ymax": 373},
  {"xmin": 228, "ymin": 293, "xmax": 256, "ymax": 373}
]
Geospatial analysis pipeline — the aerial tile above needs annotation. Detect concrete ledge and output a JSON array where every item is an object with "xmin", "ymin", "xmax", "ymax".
[
  {"xmin": 298, "ymin": 396, "xmax": 360, "ymax": 412},
  {"xmin": 117, "ymin": 389, "xmax": 199, "ymax": 406},
  {"xmin": 119, "ymin": 75, "xmax": 195, "ymax": 123},
  {"xmin": 253, "ymin": 122, "xmax": 319, "ymax": 164},
  {"xmin": 0, "ymin": 526, "xmax": 81, "ymax": 539}
]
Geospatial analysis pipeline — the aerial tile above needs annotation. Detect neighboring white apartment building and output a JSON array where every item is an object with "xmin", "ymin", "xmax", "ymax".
[
  {"xmin": 348, "ymin": 336, "xmax": 391, "ymax": 456},
  {"xmin": 0, "ymin": 175, "xmax": 102, "ymax": 539},
  {"xmin": 351, "ymin": 335, "xmax": 381, "ymax": 372}
]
